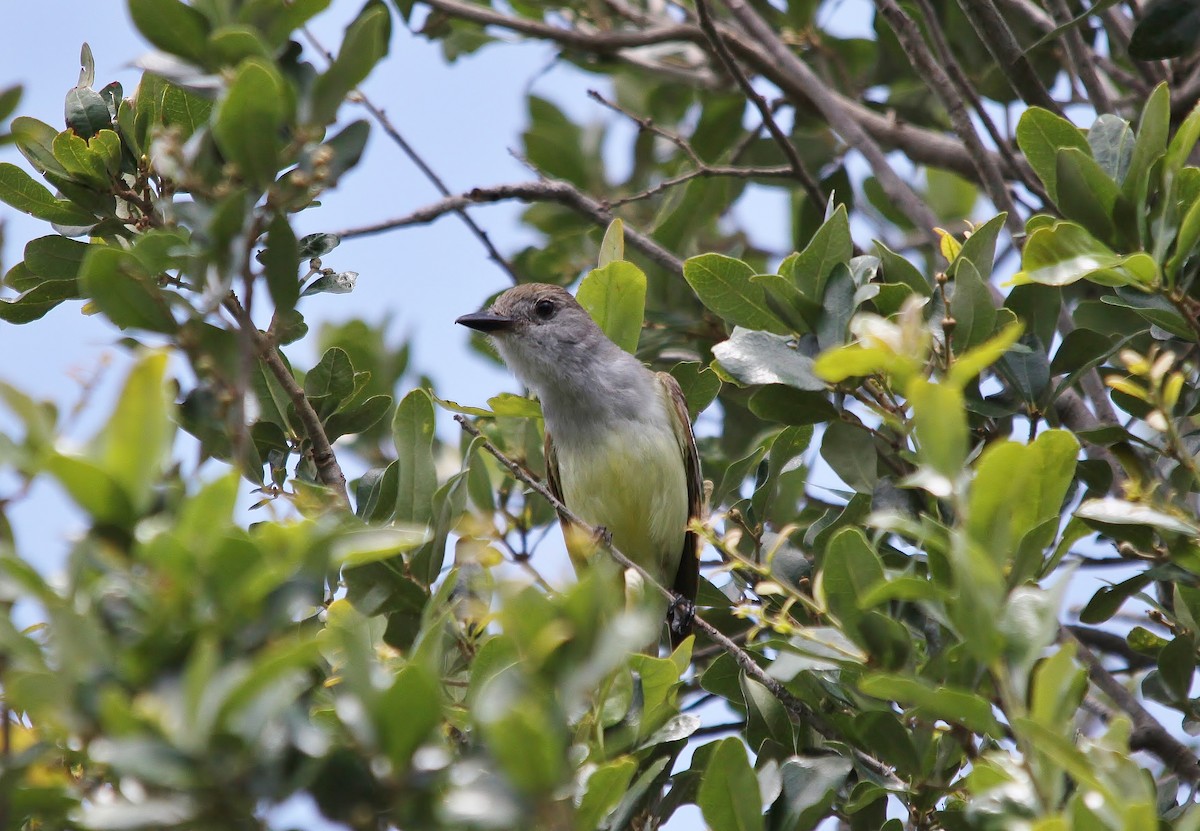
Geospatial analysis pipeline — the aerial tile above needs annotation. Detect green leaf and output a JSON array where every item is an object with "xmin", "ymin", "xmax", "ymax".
[
  {"xmin": 79, "ymin": 246, "xmax": 178, "ymax": 332},
  {"xmin": 1015, "ymin": 108, "xmax": 1092, "ymax": 203},
  {"xmin": 820, "ymin": 528, "xmax": 884, "ymax": 637},
  {"xmin": 129, "ymin": 0, "xmax": 212, "ymax": 62},
  {"xmin": 0, "ymin": 277, "xmax": 80, "ymax": 323},
  {"xmin": 64, "ymin": 85, "xmax": 112, "ymax": 140},
  {"xmin": 1054, "ymin": 148, "xmax": 1122, "ymax": 244},
  {"xmin": 52, "ymin": 129, "xmax": 110, "ymax": 190},
  {"xmin": 24, "ymin": 236, "xmax": 90, "ymax": 280},
  {"xmin": 875, "ymin": 240, "xmax": 930, "ymax": 295},
  {"xmin": 669, "ymin": 361, "xmax": 721, "ymax": 419},
  {"xmin": 1129, "ymin": 0, "xmax": 1200, "ymax": 60},
  {"xmin": 304, "ymin": 347, "xmax": 356, "ymax": 418},
  {"xmin": 45, "ymin": 454, "xmax": 136, "ymax": 528},
  {"xmin": 771, "ymin": 757, "xmax": 852, "ymax": 831},
  {"xmin": 712, "ymin": 328, "xmax": 824, "ymax": 390},
  {"xmin": 95, "ymin": 351, "xmax": 174, "ymax": 517},
  {"xmin": 1009, "ymin": 221, "xmax": 1157, "ymax": 288},
  {"xmin": 597, "ymin": 218, "xmax": 624, "ymax": 267},
  {"xmin": 820, "ymin": 420, "xmax": 877, "ymax": 493},
  {"xmin": 326, "ymin": 394, "xmax": 392, "ymax": 441},
  {"xmin": 212, "ymin": 58, "xmax": 287, "ymax": 189},
  {"xmin": 741, "ymin": 673, "xmax": 792, "ymax": 753},
  {"xmin": 11, "ymin": 116, "xmax": 69, "ymax": 178},
  {"xmin": 698, "ymin": 737, "xmax": 764, "ymax": 831},
  {"xmin": 1123, "ymin": 83, "xmax": 1169, "ymax": 207},
  {"xmin": 1166, "ymin": 99, "xmax": 1200, "ymax": 181},
  {"xmin": 858, "ymin": 673, "xmax": 1005, "ymax": 737},
  {"xmin": 576, "ymin": 260, "xmax": 646, "ymax": 354},
  {"xmin": 262, "ymin": 213, "xmax": 299, "ymax": 312},
  {"xmin": 1079, "ymin": 572, "xmax": 1153, "ymax": 624},
  {"xmin": 748, "ymin": 385, "xmax": 836, "ymax": 426},
  {"xmin": 0, "ymin": 162, "xmax": 97, "ymax": 226},
  {"xmin": 309, "ymin": 2, "xmax": 391, "ymax": 125},
  {"xmin": 0, "ymin": 84, "xmax": 22, "ymax": 125},
  {"xmin": 685, "ymin": 254, "xmax": 788, "ymax": 334},
  {"xmin": 781, "ymin": 203, "xmax": 852, "ymax": 299},
  {"xmin": 1088, "ymin": 114, "xmax": 1134, "ymax": 182},
  {"xmin": 908, "ymin": 378, "xmax": 966, "ymax": 479},
  {"xmin": 576, "ymin": 757, "xmax": 638, "ymax": 831},
  {"xmin": 949, "ymin": 259, "xmax": 996, "ymax": 352},
  {"xmin": 355, "ymin": 461, "xmax": 398, "ymax": 522},
  {"xmin": 951, "ymin": 213, "xmax": 1006, "ymax": 279},
  {"xmin": 393, "ymin": 389, "xmax": 437, "ymax": 525},
  {"xmin": 926, "ymin": 167, "xmax": 977, "ymax": 220},
  {"xmin": 376, "ymin": 663, "xmax": 441, "ymax": 767}
]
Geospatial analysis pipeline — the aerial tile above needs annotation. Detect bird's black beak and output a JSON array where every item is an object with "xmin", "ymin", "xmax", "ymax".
[{"xmin": 456, "ymin": 311, "xmax": 515, "ymax": 333}]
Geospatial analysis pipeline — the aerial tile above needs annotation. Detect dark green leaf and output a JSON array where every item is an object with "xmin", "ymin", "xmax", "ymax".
[
  {"xmin": 64, "ymin": 85, "xmax": 112, "ymax": 140},
  {"xmin": 79, "ymin": 246, "xmax": 178, "ymax": 332},
  {"xmin": 129, "ymin": 0, "xmax": 212, "ymax": 62},
  {"xmin": 0, "ymin": 278, "xmax": 80, "ymax": 323},
  {"xmin": 1129, "ymin": 0, "xmax": 1200, "ymax": 60},
  {"xmin": 698, "ymin": 738, "xmax": 764, "ymax": 831},
  {"xmin": 376, "ymin": 664, "xmax": 440, "ymax": 767},
  {"xmin": 781, "ymin": 203, "xmax": 852, "ymax": 299},
  {"xmin": 685, "ymin": 253, "xmax": 788, "ymax": 334},
  {"xmin": 0, "ymin": 162, "xmax": 97, "ymax": 226},
  {"xmin": 24, "ymin": 236, "xmax": 90, "ymax": 280},
  {"xmin": 393, "ymin": 389, "xmax": 436, "ymax": 525},
  {"xmin": 262, "ymin": 213, "xmax": 299, "ymax": 312},
  {"xmin": 748, "ymin": 385, "xmax": 836, "ymax": 425},
  {"xmin": 858, "ymin": 673, "xmax": 1004, "ymax": 737},
  {"xmin": 326, "ymin": 395, "xmax": 392, "ymax": 441},
  {"xmin": 949, "ymin": 260, "xmax": 996, "ymax": 352},
  {"xmin": 820, "ymin": 420, "xmax": 877, "ymax": 493},
  {"xmin": 212, "ymin": 58, "xmax": 287, "ymax": 189},
  {"xmin": 669, "ymin": 361, "xmax": 721, "ymax": 419},
  {"xmin": 1054, "ymin": 147, "xmax": 1122, "ymax": 244},
  {"xmin": 298, "ymin": 232, "xmax": 341, "ymax": 259},
  {"xmin": 309, "ymin": 3, "xmax": 391, "ymax": 124}
]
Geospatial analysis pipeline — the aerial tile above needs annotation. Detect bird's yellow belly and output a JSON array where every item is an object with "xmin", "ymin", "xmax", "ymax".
[{"xmin": 557, "ymin": 424, "xmax": 688, "ymax": 585}]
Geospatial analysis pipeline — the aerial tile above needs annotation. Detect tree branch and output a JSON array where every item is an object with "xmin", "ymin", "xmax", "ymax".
[
  {"xmin": 335, "ymin": 180, "xmax": 686, "ymax": 275},
  {"xmin": 692, "ymin": 0, "xmax": 826, "ymax": 207},
  {"xmin": 873, "ymin": 0, "xmax": 1024, "ymax": 240},
  {"xmin": 1068, "ymin": 628, "xmax": 1200, "ymax": 783},
  {"xmin": 953, "ymin": 0, "xmax": 1063, "ymax": 116},
  {"xmin": 302, "ymin": 25, "xmax": 519, "ymax": 284},
  {"xmin": 455, "ymin": 414, "xmax": 905, "ymax": 789},
  {"xmin": 718, "ymin": 0, "xmax": 940, "ymax": 243}
]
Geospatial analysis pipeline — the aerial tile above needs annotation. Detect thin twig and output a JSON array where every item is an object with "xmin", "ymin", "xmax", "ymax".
[
  {"xmin": 691, "ymin": 0, "xmax": 826, "ymax": 207},
  {"xmin": 909, "ymin": 0, "xmax": 1048, "ymax": 204},
  {"xmin": 587, "ymin": 89, "xmax": 795, "ymax": 206},
  {"xmin": 227, "ymin": 295, "xmax": 351, "ymax": 507},
  {"xmin": 953, "ymin": 0, "xmax": 1064, "ymax": 116},
  {"xmin": 1044, "ymin": 0, "xmax": 1114, "ymax": 114},
  {"xmin": 1068, "ymin": 628, "xmax": 1200, "ymax": 783},
  {"xmin": 334, "ymin": 180, "xmax": 686, "ymax": 276},
  {"xmin": 873, "ymin": 0, "xmax": 1024, "ymax": 241},
  {"xmin": 455, "ymin": 414, "xmax": 905, "ymax": 788},
  {"xmin": 718, "ymin": 0, "xmax": 940, "ymax": 243},
  {"xmin": 301, "ymin": 26, "xmax": 520, "ymax": 284}
]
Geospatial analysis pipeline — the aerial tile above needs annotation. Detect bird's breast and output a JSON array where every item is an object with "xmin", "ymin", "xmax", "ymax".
[{"xmin": 555, "ymin": 415, "xmax": 689, "ymax": 582}]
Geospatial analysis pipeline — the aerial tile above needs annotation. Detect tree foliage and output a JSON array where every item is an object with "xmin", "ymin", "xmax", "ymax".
[{"xmin": 4, "ymin": 0, "xmax": 1200, "ymax": 829}]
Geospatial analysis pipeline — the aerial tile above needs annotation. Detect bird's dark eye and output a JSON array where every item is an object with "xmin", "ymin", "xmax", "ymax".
[{"xmin": 534, "ymin": 298, "xmax": 556, "ymax": 319}]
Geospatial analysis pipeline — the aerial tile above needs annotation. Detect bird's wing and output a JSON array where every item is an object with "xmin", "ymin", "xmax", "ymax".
[
  {"xmin": 657, "ymin": 371, "xmax": 703, "ymax": 646},
  {"xmin": 543, "ymin": 428, "xmax": 585, "ymax": 571}
]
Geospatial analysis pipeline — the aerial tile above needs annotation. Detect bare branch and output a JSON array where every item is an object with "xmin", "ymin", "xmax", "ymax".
[
  {"xmin": 873, "ymin": 0, "xmax": 1025, "ymax": 240},
  {"xmin": 691, "ymin": 0, "xmax": 826, "ymax": 208},
  {"xmin": 718, "ymin": 0, "xmax": 941, "ymax": 243},
  {"xmin": 336, "ymin": 180, "xmax": 686, "ymax": 276},
  {"xmin": 953, "ymin": 0, "xmax": 1064, "ymax": 116},
  {"xmin": 302, "ymin": 26, "xmax": 519, "ymax": 284},
  {"xmin": 455, "ymin": 413, "xmax": 906, "ymax": 789},
  {"xmin": 1045, "ymin": 0, "xmax": 1114, "ymax": 113},
  {"xmin": 1068, "ymin": 628, "xmax": 1200, "ymax": 783}
]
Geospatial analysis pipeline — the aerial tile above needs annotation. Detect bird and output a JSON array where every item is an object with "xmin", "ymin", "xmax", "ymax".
[{"xmin": 456, "ymin": 283, "xmax": 701, "ymax": 650}]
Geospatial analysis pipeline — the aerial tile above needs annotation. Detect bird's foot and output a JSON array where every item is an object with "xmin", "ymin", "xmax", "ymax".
[
  {"xmin": 667, "ymin": 593, "xmax": 695, "ymax": 642},
  {"xmin": 591, "ymin": 525, "xmax": 612, "ymax": 548}
]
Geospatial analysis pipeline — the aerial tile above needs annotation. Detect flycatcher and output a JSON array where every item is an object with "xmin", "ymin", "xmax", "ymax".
[{"xmin": 457, "ymin": 284, "xmax": 701, "ymax": 648}]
